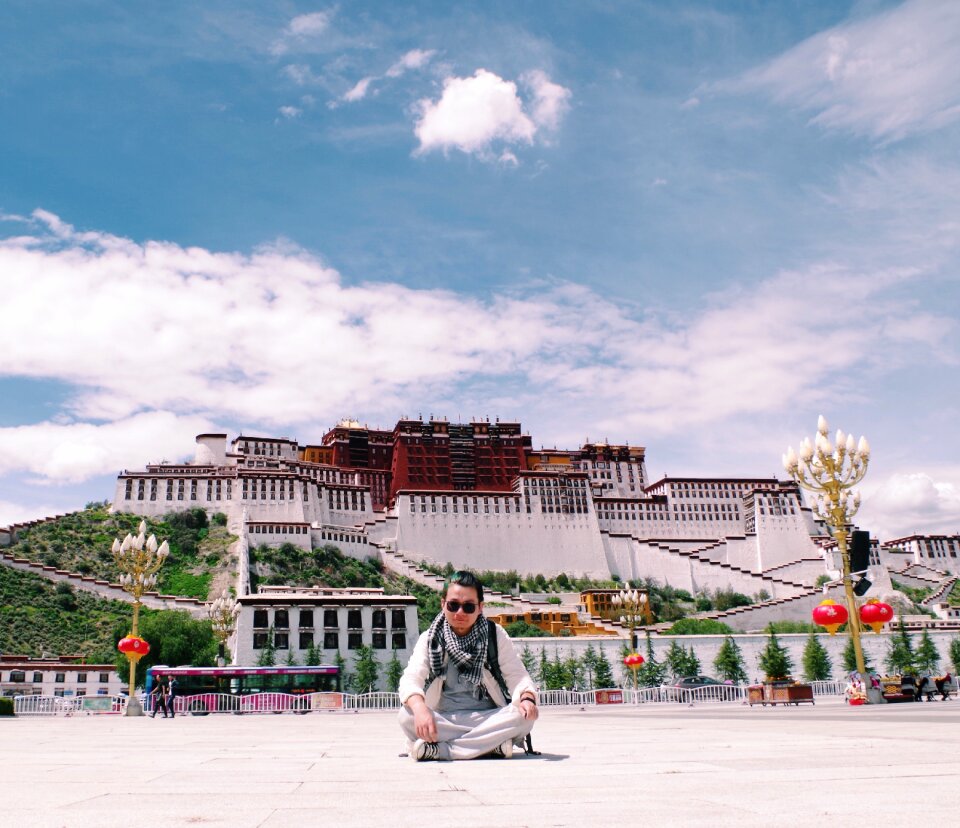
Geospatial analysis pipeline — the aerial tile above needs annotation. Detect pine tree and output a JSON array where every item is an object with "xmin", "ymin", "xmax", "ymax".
[
  {"xmin": 915, "ymin": 629, "xmax": 940, "ymax": 674},
  {"xmin": 665, "ymin": 641, "xmax": 688, "ymax": 679},
  {"xmin": 685, "ymin": 646, "xmax": 701, "ymax": 676},
  {"xmin": 757, "ymin": 629, "xmax": 793, "ymax": 680},
  {"xmin": 841, "ymin": 637, "xmax": 873, "ymax": 673},
  {"xmin": 885, "ymin": 618, "xmax": 916, "ymax": 674},
  {"xmin": 284, "ymin": 648, "xmax": 298, "ymax": 667},
  {"xmin": 713, "ymin": 636, "xmax": 748, "ymax": 683},
  {"xmin": 256, "ymin": 626, "xmax": 276, "ymax": 667},
  {"xmin": 950, "ymin": 637, "xmax": 960, "ymax": 674},
  {"xmin": 353, "ymin": 645, "xmax": 380, "ymax": 693},
  {"xmin": 582, "ymin": 643, "xmax": 599, "ymax": 690},
  {"xmin": 565, "ymin": 654, "xmax": 585, "ymax": 690},
  {"xmin": 385, "ymin": 649, "xmax": 403, "ymax": 692},
  {"xmin": 594, "ymin": 647, "xmax": 615, "ymax": 688},
  {"xmin": 801, "ymin": 633, "xmax": 832, "ymax": 681},
  {"xmin": 304, "ymin": 641, "xmax": 321, "ymax": 667},
  {"xmin": 334, "ymin": 650, "xmax": 350, "ymax": 693},
  {"xmin": 537, "ymin": 648, "xmax": 551, "ymax": 689},
  {"xmin": 637, "ymin": 631, "xmax": 668, "ymax": 687},
  {"xmin": 520, "ymin": 644, "xmax": 538, "ymax": 678}
]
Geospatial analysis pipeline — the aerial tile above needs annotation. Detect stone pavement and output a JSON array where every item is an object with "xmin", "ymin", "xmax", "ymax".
[{"xmin": 3, "ymin": 697, "xmax": 960, "ymax": 827}]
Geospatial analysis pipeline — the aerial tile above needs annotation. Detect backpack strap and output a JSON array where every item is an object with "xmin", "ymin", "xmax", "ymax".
[{"xmin": 486, "ymin": 619, "xmax": 511, "ymax": 700}]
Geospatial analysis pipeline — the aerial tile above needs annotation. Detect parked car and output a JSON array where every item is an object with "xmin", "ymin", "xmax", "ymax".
[{"xmin": 664, "ymin": 675, "xmax": 739, "ymax": 701}]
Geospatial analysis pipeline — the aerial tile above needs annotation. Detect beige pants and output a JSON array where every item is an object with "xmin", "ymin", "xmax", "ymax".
[{"xmin": 398, "ymin": 704, "xmax": 534, "ymax": 760}]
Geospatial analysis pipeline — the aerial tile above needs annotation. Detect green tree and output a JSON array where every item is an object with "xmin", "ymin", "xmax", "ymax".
[
  {"xmin": 113, "ymin": 609, "xmax": 217, "ymax": 688},
  {"xmin": 256, "ymin": 627, "xmax": 277, "ymax": 667},
  {"xmin": 915, "ymin": 629, "xmax": 940, "ymax": 674},
  {"xmin": 757, "ymin": 629, "xmax": 793, "ymax": 680},
  {"xmin": 353, "ymin": 645, "xmax": 380, "ymax": 693},
  {"xmin": 385, "ymin": 649, "xmax": 404, "ymax": 693},
  {"xmin": 801, "ymin": 633, "xmax": 833, "ymax": 681},
  {"xmin": 665, "ymin": 641, "xmax": 688, "ymax": 679},
  {"xmin": 284, "ymin": 649, "xmax": 298, "ymax": 667},
  {"xmin": 334, "ymin": 651, "xmax": 350, "ymax": 693},
  {"xmin": 594, "ymin": 647, "xmax": 615, "ymax": 688},
  {"xmin": 519, "ymin": 644, "xmax": 537, "ymax": 678},
  {"xmin": 504, "ymin": 620, "xmax": 550, "ymax": 638},
  {"xmin": 582, "ymin": 643, "xmax": 599, "ymax": 690},
  {"xmin": 636, "ymin": 631, "xmax": 668, "ymax": 687},
  {"xmin": 685, "ymin": 646, "xmax": 701, "ymax": 676},
  {"xmin": 841, "ymin": 637, "xmax": 873, "ymax": 673},
  {"xmin": 713, "ymin": 636, "xmax": 748, "ymax": 683},
  {"xmin": 950, "ymin": 637, "xmax": 960, "ymax": 674},
  {"xmin": 537, "ymin": 648, "xmax": 551, "ymax": 689},
  {"xmin": 885, "ymin": 618, "xmax": 915, "ymax": 674},
  {"xmin": 304, "ymin": 641, "xmax": 321, "ymax": 667},
  {"xmin": 565, "ymin": 654, "xmax": 585, "ymax": 690}
]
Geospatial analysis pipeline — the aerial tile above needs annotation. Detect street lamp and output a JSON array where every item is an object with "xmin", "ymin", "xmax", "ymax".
[
  {"xmin": 783, "ymin": 415, "xmax": 875, "ymax": 700},
  {"xmin": 209, "ymin": 589, "xmax": 239, "ymax": 667},
  {"xmin": 611, "ymin": 588, "xmax": 649, "ymax": 651},
  {"xmin": 113, "ymin": 520, "xmax": 169, "ymax": 716}
]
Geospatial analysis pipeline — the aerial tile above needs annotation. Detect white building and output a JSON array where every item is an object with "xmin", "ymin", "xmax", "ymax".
[{"xmin": 0, "ymin": 655, "xmax": 123, "ymax": 698}]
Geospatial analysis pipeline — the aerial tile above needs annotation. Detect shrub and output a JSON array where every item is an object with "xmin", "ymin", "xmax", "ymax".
[
  {"xmin": 668, "ymin": 618, "xmax": 732, "ymax": 635},
  {"xmin": 0, "ymin": 697, "xmax": 14, "ymax": 716},
  {"xmin": 211, "ymin": 512, "xmax": 228, "ymax": 527}
]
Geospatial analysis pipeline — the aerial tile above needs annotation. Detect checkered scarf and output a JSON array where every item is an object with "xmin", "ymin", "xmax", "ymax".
[{"xmin": 425, "ymin": 611, "xmax": 490, "ymax": 694}]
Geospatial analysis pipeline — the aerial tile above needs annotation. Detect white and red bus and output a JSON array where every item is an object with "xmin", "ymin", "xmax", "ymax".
[{"xmin": 146, "ymin": 665, "xmax": 342, "ymax": 714}]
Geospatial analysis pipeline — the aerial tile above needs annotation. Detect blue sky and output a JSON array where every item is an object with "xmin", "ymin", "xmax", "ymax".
[{"xmin": 1, "ymin": 1, "xmax": 958, "ymax": 540}]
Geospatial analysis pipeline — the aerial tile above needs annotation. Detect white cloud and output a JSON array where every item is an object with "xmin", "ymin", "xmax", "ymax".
[
  {"xmin": 386, "ymin": 49, "xmax": 437, "ymax": 78},
  {"xmin": 523, "ymin": 69, "xmax": 571, "ymax": 130},
  {"xmin": 342, "ymin": 77, "xmax": 374, "ymax": 102},
  {"xmin": 861, "ymin": 470, "xmax": 960, "ymax": 540},
  {"xmin": 738, "ymin": 0, "xmax": 960, "ymax": 140},
  {"xmin": 414, "ymin": 69, "xmax": 570, "ymax": 159},
  {"xmin": 0, "ymin": 211, "xmax": 955, "ymax": 510},
  {"xmin": 272, "ymin": 10, "xmax": 335, "ymax": 55},
  {"xmin": 284, "ymin": 64, "xmax": 321, "ymax": 86},
  {"xmin": 0, "ymin": 412, "xmax": 215, "ymax": 484},
  {"xmin": 278, "ymin": 105, "xmax": 302, "ymax": 119},
  {"xmin": 0, "ymin": 498, "xmax": 65, "ymax": 529}
]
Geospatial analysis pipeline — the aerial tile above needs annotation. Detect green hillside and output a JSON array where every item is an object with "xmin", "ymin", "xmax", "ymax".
[{"xmin": 4, "ymin": 504, "xmax": 236, "ymax": 600}]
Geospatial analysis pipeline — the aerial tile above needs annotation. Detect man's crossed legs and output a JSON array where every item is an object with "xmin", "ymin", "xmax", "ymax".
[{"xmin": 399, "ymin": 704, "xmax": 534, "ymax": 761}]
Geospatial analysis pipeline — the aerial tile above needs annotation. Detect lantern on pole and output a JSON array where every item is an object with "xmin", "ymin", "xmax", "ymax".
[
  {"xmin": 859, "ymin": 599, "xmax": 894, "ymax": 633},
  {"xmin": 811, "ymin": 599, "xmax": 849, "ymax": 635},
  {"xmin": 623, "ymin": 652, "xmax": 645, "ymax": 691}
]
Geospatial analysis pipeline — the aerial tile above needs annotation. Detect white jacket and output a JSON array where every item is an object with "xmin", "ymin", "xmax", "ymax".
[{"xmin": 398, "ymin": 621, "xmax": 538, "ymax": 709}]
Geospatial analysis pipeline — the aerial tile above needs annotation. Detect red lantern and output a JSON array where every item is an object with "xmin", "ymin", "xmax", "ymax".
[
  {"xmin": 117, "ymin": 635, "xmax": 150, "ymax": 662},
  {"xmin": 623, "ymin": 653, "xmax": 645, "ymax": 668},
  {"xmin": 811, "ymin": 599, "xmax": 848, "ymax": 635},
  {"xmin": 859, "ymin": 600, "xmax": 893, "ymax": 633}
]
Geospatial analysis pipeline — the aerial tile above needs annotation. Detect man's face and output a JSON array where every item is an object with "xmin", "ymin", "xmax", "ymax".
[{"xmin": 442, "ymin": 583, "xmax": 483, "ymax": 636}]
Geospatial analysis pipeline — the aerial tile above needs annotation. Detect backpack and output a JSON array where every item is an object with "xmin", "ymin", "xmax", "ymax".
[{"xmin": 486, "ymin": 619, "xmax": 540, "ymax": 756}]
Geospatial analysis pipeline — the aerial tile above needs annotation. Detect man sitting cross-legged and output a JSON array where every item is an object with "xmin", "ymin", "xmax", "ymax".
[{"xmin": 398, "ymin": 570, "xmax": 539, "ymax": 761}]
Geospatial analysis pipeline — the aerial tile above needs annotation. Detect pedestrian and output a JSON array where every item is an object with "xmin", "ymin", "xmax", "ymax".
[
  {"xmin": 150, "ymin": 679, "xmax": 168, "ymax": 718},
  {"xmin": 398, "ymin": 570, "xmax": 538, "ymax": 761},
  {"xmin": 166, "ymin": 676, "xmax": 178, "ymax": 718}
]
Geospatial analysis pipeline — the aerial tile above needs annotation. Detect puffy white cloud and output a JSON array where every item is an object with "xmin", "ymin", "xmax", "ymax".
[
  {"xmin": 278, "ymin": 105, "xmax": 302, "ymax": 119},
  {"xmin": 414, "ymin": 69, "xmax": 570, "ymax": 159},
  {"xmin": 386, "ymin": 49, "xmax": 437, "ymax": 78},
  {"xmin": 0, "ymin": 211, "xmax": 954, "ymax": 494},
  {"xmin": 861, "ymin": 470, "xmax": 960, "ymax": 540},
  {"xmin": 0, "ymin": 498, "xmax": 65, "ymax": 529},
  {"xmin": 0, "ymin": 412, "xmax": 216, "ymax": 484},
  {"xmin": 739, "ymin": 0, "xmax": 960, "ymax": 140},
  {"xmin": 523, "ymin": 69, "xmax": 571, "ymax": 130}
]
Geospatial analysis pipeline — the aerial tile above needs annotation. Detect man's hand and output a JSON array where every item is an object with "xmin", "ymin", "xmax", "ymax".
[
  {"xmin": 519, "ymin": 697, "xmax": 539, "ymax": 721},
  {"xmin": 407, "ymin": 695, "xmax": 438, "ymax": 742}
]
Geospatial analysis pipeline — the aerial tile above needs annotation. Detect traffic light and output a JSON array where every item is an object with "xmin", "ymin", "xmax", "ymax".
[{"xmin": 850, "ymin": 530, "xmax": 871, "ymax": 574}]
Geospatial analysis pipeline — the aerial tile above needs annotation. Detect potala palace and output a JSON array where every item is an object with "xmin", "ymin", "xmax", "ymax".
[{"xmin": 110, "ymin": 417, "xmax": 960, "ymax": 607}]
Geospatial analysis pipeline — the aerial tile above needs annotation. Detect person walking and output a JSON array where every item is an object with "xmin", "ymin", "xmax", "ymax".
[
  {"xmin": 165, "ymin": 676, "xmax": 178, "ymax": 718},
  {"xmin": 150, "ymin": 679, "xmax": 168, "ymax": 718}
]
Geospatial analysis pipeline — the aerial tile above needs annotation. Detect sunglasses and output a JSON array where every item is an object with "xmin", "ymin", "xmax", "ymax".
[{"xmin": 444, "ymin": 600, "xmax": 479, "ymax": 614}]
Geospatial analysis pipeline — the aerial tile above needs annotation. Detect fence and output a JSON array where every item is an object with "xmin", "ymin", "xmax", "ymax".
[{"xmin": 25, "ymin": 677, "xmax": 932, "ymax": 717}]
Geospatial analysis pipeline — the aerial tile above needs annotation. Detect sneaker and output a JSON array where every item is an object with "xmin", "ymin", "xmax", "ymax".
[
  {"xmin": 411, "ymin": 739, "xmax": 441, "ymax": 762},
  {"xmin": 491, "ymin": 739, "xmax": 513, "ymax": 759}
]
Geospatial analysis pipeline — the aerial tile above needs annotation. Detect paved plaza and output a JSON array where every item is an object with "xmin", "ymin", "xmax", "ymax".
[{"xmin": 3, "ymin": 697, "xmax": 959, "ymax": 827}]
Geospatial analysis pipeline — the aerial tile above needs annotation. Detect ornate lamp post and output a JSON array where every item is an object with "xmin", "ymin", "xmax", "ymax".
[
  {"xmin": 208, "ymin": 589, "xmax": 239, "ymax": 667},
  {"xmin": 113, "ymin": 520, "xmax": 169, "ymax": 716},
  {"xmin": 783, "ymin": 416, "xmax": 874, "ymax": 699},
  {"xmin": 623, "ymin": 652, "xmax": 645, "ymax": 692},
  {"xmin": 611, "ymin": 588, "xmax": 650, "ymax": 651}
]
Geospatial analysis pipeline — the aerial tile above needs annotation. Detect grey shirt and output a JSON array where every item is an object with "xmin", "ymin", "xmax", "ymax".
[{"xmin": 436, "ymin": 662, "xmax": 496, "ymax": 713}]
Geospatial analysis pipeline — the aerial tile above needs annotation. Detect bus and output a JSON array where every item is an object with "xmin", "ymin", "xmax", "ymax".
[{"xmin": 146, "ymin": 665, "xmax": 342, "ymax": 715}]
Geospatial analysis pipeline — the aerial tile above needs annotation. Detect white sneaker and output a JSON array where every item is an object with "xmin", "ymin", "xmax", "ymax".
[
  {"xmin": 492, "ymin": 739, "xmax": 513, "ymax": 759},
  {"xmin": 411, "ymin": 739, "xmax": 441, "ymax": 762}
]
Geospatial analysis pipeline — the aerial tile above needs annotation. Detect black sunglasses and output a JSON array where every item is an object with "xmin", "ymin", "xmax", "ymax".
[{"xmin": 444, "ymin": 600, "xmax": 478, "ymax": 614}]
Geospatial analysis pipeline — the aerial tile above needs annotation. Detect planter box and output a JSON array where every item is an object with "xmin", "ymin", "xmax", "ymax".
[{"xmin": 748, "ymin": 682, "xmax": 815, "ymax": 707}]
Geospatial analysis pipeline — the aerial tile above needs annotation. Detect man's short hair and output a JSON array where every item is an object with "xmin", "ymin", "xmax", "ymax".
[{"xmin": 442, "ymin": 570, "xmax": 484, "ymax": 602}]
